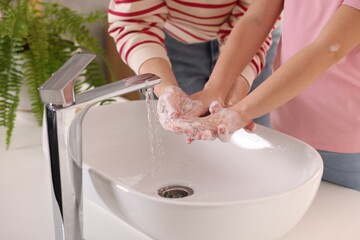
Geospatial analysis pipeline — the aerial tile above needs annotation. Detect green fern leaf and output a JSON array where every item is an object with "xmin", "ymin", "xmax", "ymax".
[
  {"xmin": 0, "ymin": 0, "xmax": 112, "ymax": 148},
  {"xmin": 0, "ymin": 36, "xmax": 26, "ymax": 149}
]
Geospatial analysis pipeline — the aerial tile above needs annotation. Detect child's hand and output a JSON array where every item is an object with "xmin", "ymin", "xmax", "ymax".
[{"xmin": 182, "ymin": 101, "xmax": 255, "ymax": 143}]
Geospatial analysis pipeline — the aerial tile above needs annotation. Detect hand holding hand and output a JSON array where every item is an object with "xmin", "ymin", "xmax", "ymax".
[
  {"xmin": 190, "ymin": 89, "xmax": 221, "ymax": 117},
  {"xmin": 180, "ymin": 101, "xmax": 255, "ymax": 143}
]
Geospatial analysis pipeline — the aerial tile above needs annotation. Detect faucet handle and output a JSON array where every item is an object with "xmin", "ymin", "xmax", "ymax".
[{"xmin": 39, "ymin": 53, "xmax": 96, "ymax": 107}]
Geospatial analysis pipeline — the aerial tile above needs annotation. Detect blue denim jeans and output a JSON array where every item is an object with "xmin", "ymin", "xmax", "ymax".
[
  {"xmin": 318, "ymin": 150, "xmax": 360, "ymax": 191},
  {"xmin": 165, "ymin": 26, "xmax": 282, "ymax": 127}
]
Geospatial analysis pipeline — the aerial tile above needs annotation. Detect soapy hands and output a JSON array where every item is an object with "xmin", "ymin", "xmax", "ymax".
[
  {"xmin": 158, "ymin": 90, "xmax": 255, "ymax": 143},
  {"xmin": 178, "ymin": 101, "xmax": 255, "ymax": 143},
  {"xmin": 157, "ymin": 84, "xmax": 255, "ymax": 143},
  {"xmin": 157, "ymin": 86, "xmax": 204, "ymax": 134}
]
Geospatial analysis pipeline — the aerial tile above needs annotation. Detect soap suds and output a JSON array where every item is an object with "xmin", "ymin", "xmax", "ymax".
[{"xmin": 329, "ymin": 43, "xmax": 341, "ymax": 53}]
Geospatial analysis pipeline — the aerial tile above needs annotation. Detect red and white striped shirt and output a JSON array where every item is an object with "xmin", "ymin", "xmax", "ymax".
[{"xmin": 108, "ymin": 0, "xmax": 279, "ymax": 84}]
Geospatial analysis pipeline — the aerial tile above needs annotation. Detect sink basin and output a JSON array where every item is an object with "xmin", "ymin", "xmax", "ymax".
[{"xmin": 82, "ymin": 100, "xmax": 323, "ymax": 240}]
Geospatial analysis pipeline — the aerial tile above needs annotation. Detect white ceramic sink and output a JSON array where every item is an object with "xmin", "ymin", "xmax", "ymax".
[{"xmin": 82, "ymin": 100, "xmax": 323, "ymax": 240}]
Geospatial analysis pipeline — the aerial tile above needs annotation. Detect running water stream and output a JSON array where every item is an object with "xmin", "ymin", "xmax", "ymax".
[{"xmin": 144, "ymin": 88, "xmax": 164, "ymax": 176}]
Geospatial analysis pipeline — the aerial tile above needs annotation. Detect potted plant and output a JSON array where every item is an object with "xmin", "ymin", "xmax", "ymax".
[{"xmin": 0, "ymin": 0, "xmax": 111, "ymax": 149}]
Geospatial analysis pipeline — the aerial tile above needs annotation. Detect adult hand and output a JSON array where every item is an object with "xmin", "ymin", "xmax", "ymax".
[
  {"xmin": 157, "ymin": 86, "xmax": 203, "ymax": 133},
  {"xmin": 190, "ymin": 75, "xmax": 249, "ymax": 115},
  {"xmin": 190, "ymin": 89, "xmax": 221, "ymax": 117}
]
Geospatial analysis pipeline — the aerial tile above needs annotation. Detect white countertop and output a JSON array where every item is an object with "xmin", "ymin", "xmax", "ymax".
[{"xmin": 1, "ymin": 111, "xmax": 360, "ymax": 240}]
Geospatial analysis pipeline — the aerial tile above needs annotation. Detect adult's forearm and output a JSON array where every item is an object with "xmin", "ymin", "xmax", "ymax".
[{"xmin": 139, "ymin": 57, "xmax": 178, "ymax": 96}]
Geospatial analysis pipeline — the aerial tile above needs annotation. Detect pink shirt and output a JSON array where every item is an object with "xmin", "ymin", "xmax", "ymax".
[{"xmin": 271, "ymin": 0, "xmax": 360, "ymax": 153}]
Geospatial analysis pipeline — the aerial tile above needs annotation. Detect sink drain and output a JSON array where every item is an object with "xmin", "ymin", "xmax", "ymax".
[{"xmin": 158, "ymin": 185, "xmax": 194, "ymax": 199}]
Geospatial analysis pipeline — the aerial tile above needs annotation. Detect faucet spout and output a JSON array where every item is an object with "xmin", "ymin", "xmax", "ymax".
[
  {"xmin": 39, "ymin": 53, "xmax": 160, "ymax": 240},
  {"xmin": 39, "ymin": 54, "xmax": 95, "ymax": 107}
]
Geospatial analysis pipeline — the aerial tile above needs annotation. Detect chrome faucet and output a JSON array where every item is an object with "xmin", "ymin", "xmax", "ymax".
[{"xmin": 39, "ymin": 53, "xmax": 161, "ymax": 240}]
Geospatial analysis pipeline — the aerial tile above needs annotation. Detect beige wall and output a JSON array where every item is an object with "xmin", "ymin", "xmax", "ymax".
[{"xmin": 48, "ymin": 0, "xmax": 107, "ymax": 13}]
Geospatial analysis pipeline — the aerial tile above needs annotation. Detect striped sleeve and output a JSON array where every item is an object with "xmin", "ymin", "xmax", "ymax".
[
  {"xmin": 218, "ymin": 1, "xmax": 281, "ymax": 87},
  {"xmin": 108, "ymin": 0, "xmax": 170, "ymax": 74}
]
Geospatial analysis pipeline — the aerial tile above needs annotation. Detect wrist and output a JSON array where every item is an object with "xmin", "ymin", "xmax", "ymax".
[
  {"xmin": 202, "ymin": 83, "xmax": 227, "ymax": 106},
  {"xmin": 139, "ymin": 57, "xmax": 178, "ymax": 97},
  {"xmin": 238, "ymin": 75, "xmax": 250, "ymax": 93},
  {"xmin": 229, "ymin": 102, "xmax": 253, "ymax": 125},
  {"xmin": 240, "ymin": 65, "xmax": 256, "ymax": 88},
  {"xmin": 154, "ymin": 82, "xmax": 178, "ymax": 97}
]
